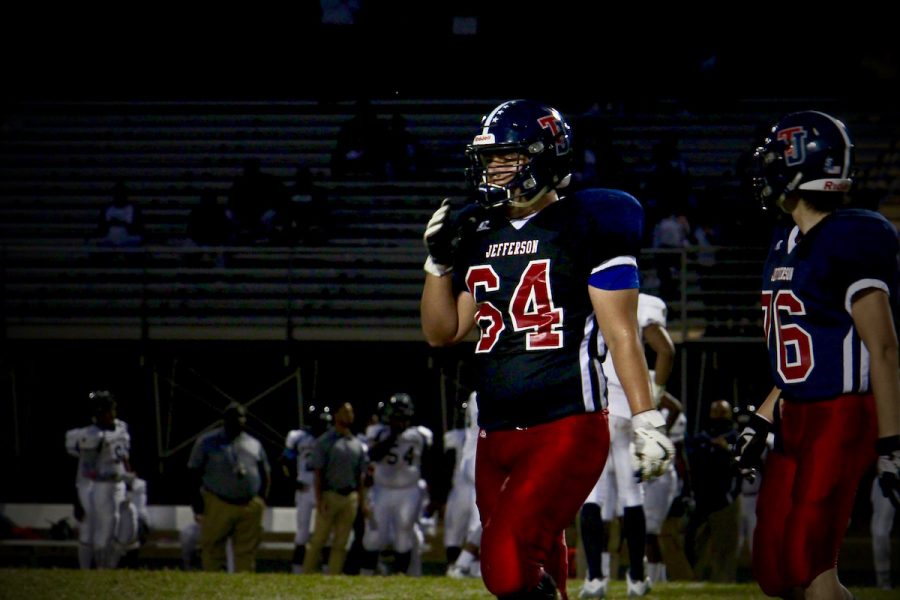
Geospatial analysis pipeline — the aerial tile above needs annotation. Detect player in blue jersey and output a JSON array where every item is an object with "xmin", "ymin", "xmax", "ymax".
[
  {"xmin": 420, "ymin": 99, "xmax": 673, "ymax": 600},
  {"xmin": 735, "ymin": 110, "xmax": 900, "ymax": 599}
]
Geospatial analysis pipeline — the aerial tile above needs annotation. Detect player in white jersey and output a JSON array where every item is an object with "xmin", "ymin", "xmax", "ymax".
[
  {"xmin": 116, "ymin": 476, "xmax": 151, "ymax": 568},
  {"xmin": 281, "ymin": 404, "xmax": 332, "ymax": 573},
  {"xmin": 643, "ymin": 393, "xmax": 687, "ymax": 584},
  {"xmin": 871, "ymin": 476, "xmax": 897, "ymax": 589},
  {"xmin": 442, "ymin": 394, "xmax": 472, "ymax": 566},
  {"xmin": 361, "ymin": 393, "xmax": 434, "ymax": 575},
  {"xmin": 732, "ymin": 404, "xmax": 772, "ymax": 565},
  {"xmin": 446, "ymin": 392, "xmax": 482, "ymax": 579},
  {"xmin": 65, "ymin": 391, "xmax": 135, "ymax": 569},
  {"xmin": 580, "ymin": 293, "xmax": 675, "ymax": 598}
]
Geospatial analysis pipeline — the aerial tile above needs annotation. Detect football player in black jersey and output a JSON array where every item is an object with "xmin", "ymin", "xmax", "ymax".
[{"xmin": 421, "ymin": 99, "xmax": 672, "ymax": 600}]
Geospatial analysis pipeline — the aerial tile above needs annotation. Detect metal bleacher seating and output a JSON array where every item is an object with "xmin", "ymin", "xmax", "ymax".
[{"xmin": 2, "ymin": 98, "xmax": 899, "ymax": 344}]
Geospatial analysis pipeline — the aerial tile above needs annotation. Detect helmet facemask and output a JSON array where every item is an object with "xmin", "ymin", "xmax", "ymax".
[{"xmin": 466, "ymin": 146, "xmax": 552, "ymax": 209}]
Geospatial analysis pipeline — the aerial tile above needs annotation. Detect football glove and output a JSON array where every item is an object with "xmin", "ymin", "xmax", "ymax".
[
  {"xmin": 734, "ymin": 413, "xmax": 772, "ymax": 483},
  {"xmin": 876, "ymin": 435, "xmax": 900, "ymax": 509},
  {"xmin": 423, "ymin": 198, "xmax": 456, "ymax": 276},
  {"xmin": 631, "ymin": 409, "xmax": 675, "ymax": 482}
]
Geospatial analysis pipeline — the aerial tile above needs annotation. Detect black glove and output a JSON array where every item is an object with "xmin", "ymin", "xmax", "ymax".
[
  {"xmin": 423, "ymin": 198, "xmax": 456, "ymax": 275},
  {"xmin": 876, "ymin": 435, "xmax": 900, "ymax": 509},
  {"xmin": 734, "ymin": 413, "xmax": 772, "ymax": 482}
]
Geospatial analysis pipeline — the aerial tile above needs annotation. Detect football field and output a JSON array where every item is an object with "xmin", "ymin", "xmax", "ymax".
[{"xmin": 0, "ymin": 569, "xmax": 894, "ymax": 600}]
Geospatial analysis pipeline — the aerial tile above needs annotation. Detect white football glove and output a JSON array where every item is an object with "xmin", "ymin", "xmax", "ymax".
[
  {"xmin": 423, "ymin": 198, "xmax": 454, "ymax": 277},
  {"xmin": 631, "ymin": 409, "xmax": 675, "ymax": 482}
]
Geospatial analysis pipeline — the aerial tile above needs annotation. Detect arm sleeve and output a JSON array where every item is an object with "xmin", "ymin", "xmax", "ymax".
[
  {"xmin": 576, "ymin": 188, "xmax": 644, "ymax": 290},
  {"xmin": 837, "ymin": 217, "xmax": 899, "ymax": 313}
]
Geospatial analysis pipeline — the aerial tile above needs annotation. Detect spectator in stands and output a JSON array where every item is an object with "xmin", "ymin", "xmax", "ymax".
[
  {"xmin": 302, "ymin": 401, "xmax": 369, "ymax": 575},
  {"xmin": 643, "ymin": 133, "xmax": 694, "ymax": 239},
  {"xmin": 331, "ymin": 98, "xmax": 388, "ymax": 180},
  {"xmin": 96, "ymin": 181, "xmax": 144, "ymax": 247},
  {"xmin": 686, "ymin": 399, "xmax": 741, "ymax": 582},
  {"xmin": 288, "ymin": 165, "xmax": 332, "ymax": 245},
  {"xmin": 187, "ymin": 402, "xmax": 271, "ymax": 573},
  {"xmin": 570, "ymin": 113, "xmax": 636, "ymax": 195},
  {"xmin": 185, "ymin": 190, "xmax": 234, "ymax": 267},
  {"xmin": 385, "ymin": 113, "xmax": 421, "ymax": 180},
  {"xmin": 651, "ymin": 209, "xmax": 691, "ymax": 302},
  {"xmin": 188, "ymin": 190, "xmax": 233, "ymax": 247},
  {"xmin": 227, "ymin": 158, "xmax": 290, "ymax": 244},
  {"xmin": 856, "ymin": 137, "xmax": 900, "ymax": 210}
]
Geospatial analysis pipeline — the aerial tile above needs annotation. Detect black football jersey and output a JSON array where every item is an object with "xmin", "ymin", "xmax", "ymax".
[{"xmin": 452, "ymin": 189, "xmax": 643, "ymax": 430}]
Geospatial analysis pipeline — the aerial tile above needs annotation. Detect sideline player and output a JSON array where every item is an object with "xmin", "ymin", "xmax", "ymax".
[
  {"xmin": 579, "ymin": 292, "xmax": 675, "ymax": 598},
  {"xmin": 361, "ymin": 393, "xmax": 434, "ymax": 576},
  {"xmin": 282, "ymin": 404, "xmax": 333, "ymax": 573},
  {"xmin": 65, "ymin": 390, "xmax": 135, "ymax": 569}
]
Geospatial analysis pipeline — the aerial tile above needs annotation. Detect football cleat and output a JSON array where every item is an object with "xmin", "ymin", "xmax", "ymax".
[
  {"xmin": 626, "ymin": 571, "xmax": 652, "ymax": 597},
  {"xmin": 578, "ymin": 576, "xmax": 608, "ymax": 598}
]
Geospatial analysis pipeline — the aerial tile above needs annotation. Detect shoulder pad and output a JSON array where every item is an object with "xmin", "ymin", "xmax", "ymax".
[{"xmin": 416, "ymin": 425, "xmax": 434, "ymax": 446}]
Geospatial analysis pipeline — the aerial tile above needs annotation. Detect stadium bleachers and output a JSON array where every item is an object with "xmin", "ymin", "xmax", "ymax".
[{"xmin": 2, "ymin": 98, "xmax": 898, "ymax": 342}]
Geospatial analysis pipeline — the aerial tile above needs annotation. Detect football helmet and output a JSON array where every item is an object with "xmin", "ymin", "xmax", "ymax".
[
  {"xmin": 89, "ymin": 390, "xmax": 116, "ymax": 417},
  {"xmin": 465, "ymin": 99, "xmax": 573, "ymax": 209},
  {"xmin": 384, "ymin": 392, "xmax": 415, "ymax": 419},
  {"xmin": 306, "ymin": 404, "xmax": 333, "ymax": 436},
  {"xmin": 752, "ymin": 110, "xmax": 853, "ymax": 211}
]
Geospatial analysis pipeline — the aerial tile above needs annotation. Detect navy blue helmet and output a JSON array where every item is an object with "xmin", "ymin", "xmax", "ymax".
[
  {"xmin": 384, "ymin": 392, "xmax": 415, "ymax": 420},
  {"xmin": 752, "ymin": 110, "xmax": 853, "ymax": 211},
  {"xmin": 88, "ymin": 390, "xmax": 116, "ymax": 417},
  {"xmin": 306, "ymin": 404, "xmax": 333, "ymax": 436},
  {"xmin": 465, "ymin": 99, "xmax": 573, "ymax": 209}
]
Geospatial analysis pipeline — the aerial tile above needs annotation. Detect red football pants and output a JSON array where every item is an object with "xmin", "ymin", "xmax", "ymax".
[
  {"xmin": 753, "ymin": 394, "xmax": 877, "ymax": 596},
  {"xmin": 476, "ymin": 411, "xmax": 609, "ymax": 597}
]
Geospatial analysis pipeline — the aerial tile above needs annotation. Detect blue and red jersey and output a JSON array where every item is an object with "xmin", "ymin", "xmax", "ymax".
[
  {"xmin": 761, "ymin": 208, "xmax": 899, "ymax": 401},
  {"xmin": 451, "ymin": 188, "xmax": 643, "ymax": 430}
]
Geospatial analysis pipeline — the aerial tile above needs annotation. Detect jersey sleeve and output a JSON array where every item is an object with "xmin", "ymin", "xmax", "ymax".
[
  {"xmin": 284, "ymin": 429, "xmax": 301, "ymax": 458},
  {"xmin": 834, "ymin": 213, "xmax": 900, "ymax": 313},
  {"xmin": 418, "ymin": 425, "xmax": 434, "ymax": 447},
  {"xmin": 65, "ymin": 427, "xmax": 84, "ymax": 457},
  {"xmin": 637, "ymin": 294, "xmax": 668, "ymax": 328},
  {"xmin": 575, "ymin": 188, "xmax": 644, "ymax": 290},
  {"xmin": 443, "ymin": 429, "xmax": 463, "ymax": 453}
]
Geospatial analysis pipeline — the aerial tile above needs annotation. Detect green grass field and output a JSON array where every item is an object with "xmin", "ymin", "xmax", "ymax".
[{"xmin": 0, "ymin": 569, "xmax": 894, "ymax": 600}]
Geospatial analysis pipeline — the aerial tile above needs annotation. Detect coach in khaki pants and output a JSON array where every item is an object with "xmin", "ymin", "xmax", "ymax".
[
  {"xmin": 303, "ymin": 402, "xmax": 368, "ymax": 575},
  {"xmin": 188, "ymin": 402, "xmax": 271, "ymax": 572}
]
